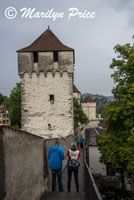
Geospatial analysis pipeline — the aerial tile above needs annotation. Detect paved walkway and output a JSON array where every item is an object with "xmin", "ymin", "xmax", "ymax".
[
  {"xmin": 43, "ymin": 191, "xmax": 86, "ymax": 200},
  {"xmin": 41, "ymin": 148, "xmax": 87, "ymax": 200}
]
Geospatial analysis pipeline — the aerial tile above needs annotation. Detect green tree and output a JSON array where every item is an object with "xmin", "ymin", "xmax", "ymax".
[
  {"xmin": 96, "ymin": 103, "xmax": 106, "ymax": 116},
  {"xmin": 0, "ymin": 93, "xmax": 7, "ymax": 105},
  {"xmin": 4, "ymin": 82, "xmax": 21, "ymax": 128},
  {"xmin": 73, "ymin": 97, "xmax": 89, "ymax": 129},
  {"xmin": 97, "ymin": 42, "xmax": 134, "ymax": 191}
]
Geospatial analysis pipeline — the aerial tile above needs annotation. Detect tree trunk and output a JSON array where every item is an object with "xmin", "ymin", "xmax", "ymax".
[{"xmin": 120, "ymin": 170, "xmax": 125, "ymax": 189}]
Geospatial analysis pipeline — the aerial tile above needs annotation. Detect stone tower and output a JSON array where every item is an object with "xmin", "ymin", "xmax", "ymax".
[
  {"xmin": 17, "ymin": 28, "xmax": 74, "ymax": 138},
  {"xmin": 82, "ymin": 96, "xmax": 96, "ymax": 120}
]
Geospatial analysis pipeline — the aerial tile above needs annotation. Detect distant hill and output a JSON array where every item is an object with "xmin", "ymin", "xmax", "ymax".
[
  {"xmin": 106, "ymin": 96, "xmax": 115, "ymax": 101},
  {"xmin": 82, "ymin": 93, "xmax": 114, "ymax": 101},
  {"xmin": 81, "ymin": 93, "xmax": 114, "ymax": 116}
]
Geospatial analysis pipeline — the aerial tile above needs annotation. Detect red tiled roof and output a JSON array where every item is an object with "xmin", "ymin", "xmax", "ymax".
[
  {"xmin": 0, "ymin": 105, "xmax": 6, "ymax": 110},
  {"xmin": 83, "ymin": 96, "xmax": 95, "ymax": 103},
  {"xmin": 17, "ymin": 28, "xmax": 74, "ymax": 52},
  {"xmin": 73, "ymin": 84, "xmax": 81, "ymax": 93}
]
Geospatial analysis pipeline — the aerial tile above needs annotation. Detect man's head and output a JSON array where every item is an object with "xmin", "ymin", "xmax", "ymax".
[{"xmin": 55, "ymin": 138, "xmax": 60, "ymax": 145}]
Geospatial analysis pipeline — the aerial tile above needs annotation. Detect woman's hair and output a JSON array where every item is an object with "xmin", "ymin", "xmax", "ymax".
[{"xmin": 71, "ymin": 142, "xmax": 77, "ymax": 148}]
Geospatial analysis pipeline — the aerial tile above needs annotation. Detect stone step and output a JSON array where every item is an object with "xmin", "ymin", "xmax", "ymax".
[{"xmin": 41, "ymin": 192, "xmax": 86, "ymax": 200}]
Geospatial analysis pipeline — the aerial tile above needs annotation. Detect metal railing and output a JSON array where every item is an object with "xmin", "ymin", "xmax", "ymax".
[{"xmin": 84, "ymin": 145, "xmax": 103, "ymax": 200}]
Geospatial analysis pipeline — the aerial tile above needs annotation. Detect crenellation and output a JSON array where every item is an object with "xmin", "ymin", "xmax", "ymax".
[{"xmin": 20, "ymin": 69, "xmax": 73, "ymax": 78}]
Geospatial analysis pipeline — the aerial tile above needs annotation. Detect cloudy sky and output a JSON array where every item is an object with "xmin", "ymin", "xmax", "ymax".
[{"xmin": 0, "ymin": 0, "xmax": 134, "ymax": 96}]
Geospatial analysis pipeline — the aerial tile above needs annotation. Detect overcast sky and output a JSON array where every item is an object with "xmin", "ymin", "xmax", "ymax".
[{"xmin": 0, "ymin": 0, "xmax": 134, "ymax": 96}]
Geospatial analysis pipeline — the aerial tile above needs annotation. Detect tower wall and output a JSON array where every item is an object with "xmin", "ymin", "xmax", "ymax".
[
  {"xmin": 18, "ymin": 52, "xmax": 73, "ymax": 74},
  {"xmin": 18, "ymin": 51, "xmax": 74, "ymax": 138},
  {"xmin": 82, "ymin": 102, "xmax": 96, "ymax": 120}
]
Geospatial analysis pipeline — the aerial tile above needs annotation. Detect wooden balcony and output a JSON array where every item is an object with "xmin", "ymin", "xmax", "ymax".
[{"xmin": 0, "ymin": 113, "xmax": 11, "ymax": 126}]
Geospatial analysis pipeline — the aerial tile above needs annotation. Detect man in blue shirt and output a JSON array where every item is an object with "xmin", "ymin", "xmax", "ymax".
[
  {"xmin": 80, "ymin": 135, "xmax": 84, "ymax": 149},
  {"xmin": 48, "ymin": 138, "xmax": 64, "ymax": 192},
  {"xmin": 75, "ymin": 135, "xmax": 80, "ymax": 148}
]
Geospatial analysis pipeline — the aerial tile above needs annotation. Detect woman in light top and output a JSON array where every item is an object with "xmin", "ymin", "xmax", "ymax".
[{"xmin": 67, "ymin": 142, "xmax": 81, "ymax": 192}]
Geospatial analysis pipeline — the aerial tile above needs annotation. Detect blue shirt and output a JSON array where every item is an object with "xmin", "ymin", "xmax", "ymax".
[
  {"xmin": 80, "ymin": 137, "xmax": 84, "ymax": 143},
  {"xmin": 76, "ymin": 136, "xmax": 80, "ymax": 143},
  {"xmin": 48, "ymin": 145, "xmax": 64, "ymax": 169}
]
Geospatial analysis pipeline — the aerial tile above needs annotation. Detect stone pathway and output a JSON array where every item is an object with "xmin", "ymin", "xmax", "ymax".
[{"xmin": 43, "ymin": 191, "xmax": 86, "ymax": 200}]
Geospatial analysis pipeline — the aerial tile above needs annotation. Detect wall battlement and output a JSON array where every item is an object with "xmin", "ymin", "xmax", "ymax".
[{"xmin": 20, "ymin": 71, "xmax": 73, "ymax": 78}]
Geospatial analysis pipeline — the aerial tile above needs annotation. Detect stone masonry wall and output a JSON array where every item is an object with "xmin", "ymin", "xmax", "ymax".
[
  {"xmin": 18, "ymin": 51, "xmax": 74, "ymax": 138},
  {"xmin": 0, "ymin": 127, "xmax": 6, "ymax": 200},
  {"xmin": 21, "ymin": 71, "xmax": 73, "ymax": 138},
  {"xmin": 89, "ymin": 120, "xmax": 100, "ymax": 128},
  {"xmin": 0, "ymin": 126, "xmax": 74, "ymax": 200},
  {"xmin": 1, "ymin": 126, "xmax": 45, "ymax": 200},
  {"xmin": 18, "ymin": 52, "xmax": 74, "ymax": 75}
]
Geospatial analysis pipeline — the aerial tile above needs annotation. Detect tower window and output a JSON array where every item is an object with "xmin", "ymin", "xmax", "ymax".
[
  {"xmin": 53, "ymin": 51, "xmax": 58, "ymax": 62},
  {"xmin": 33, "ymin": 52, "xmax": 38, "ymax": 63},
  {"xmin": 48, "ymin": 124, "xmax": 51, "ymax": 129},
  {"xmin": 49, "ymin": 95, "xmax": 54, "ymax": 104}
]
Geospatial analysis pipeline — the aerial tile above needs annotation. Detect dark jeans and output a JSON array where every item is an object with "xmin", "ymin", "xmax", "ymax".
[
  {"xmin": 77, "ymin": 143, "xmax": 80, "ymax": 148},
  {"xmin": 51, "ymin": 169, "xmax": 64, "ymax": 192},
  {"xmin": 80, "ymin": 142, "xmax": 83, "ymax": 149},
  {"xmin": 67, "ymin": 167, "xmax": 79, "ymax": 192}
]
